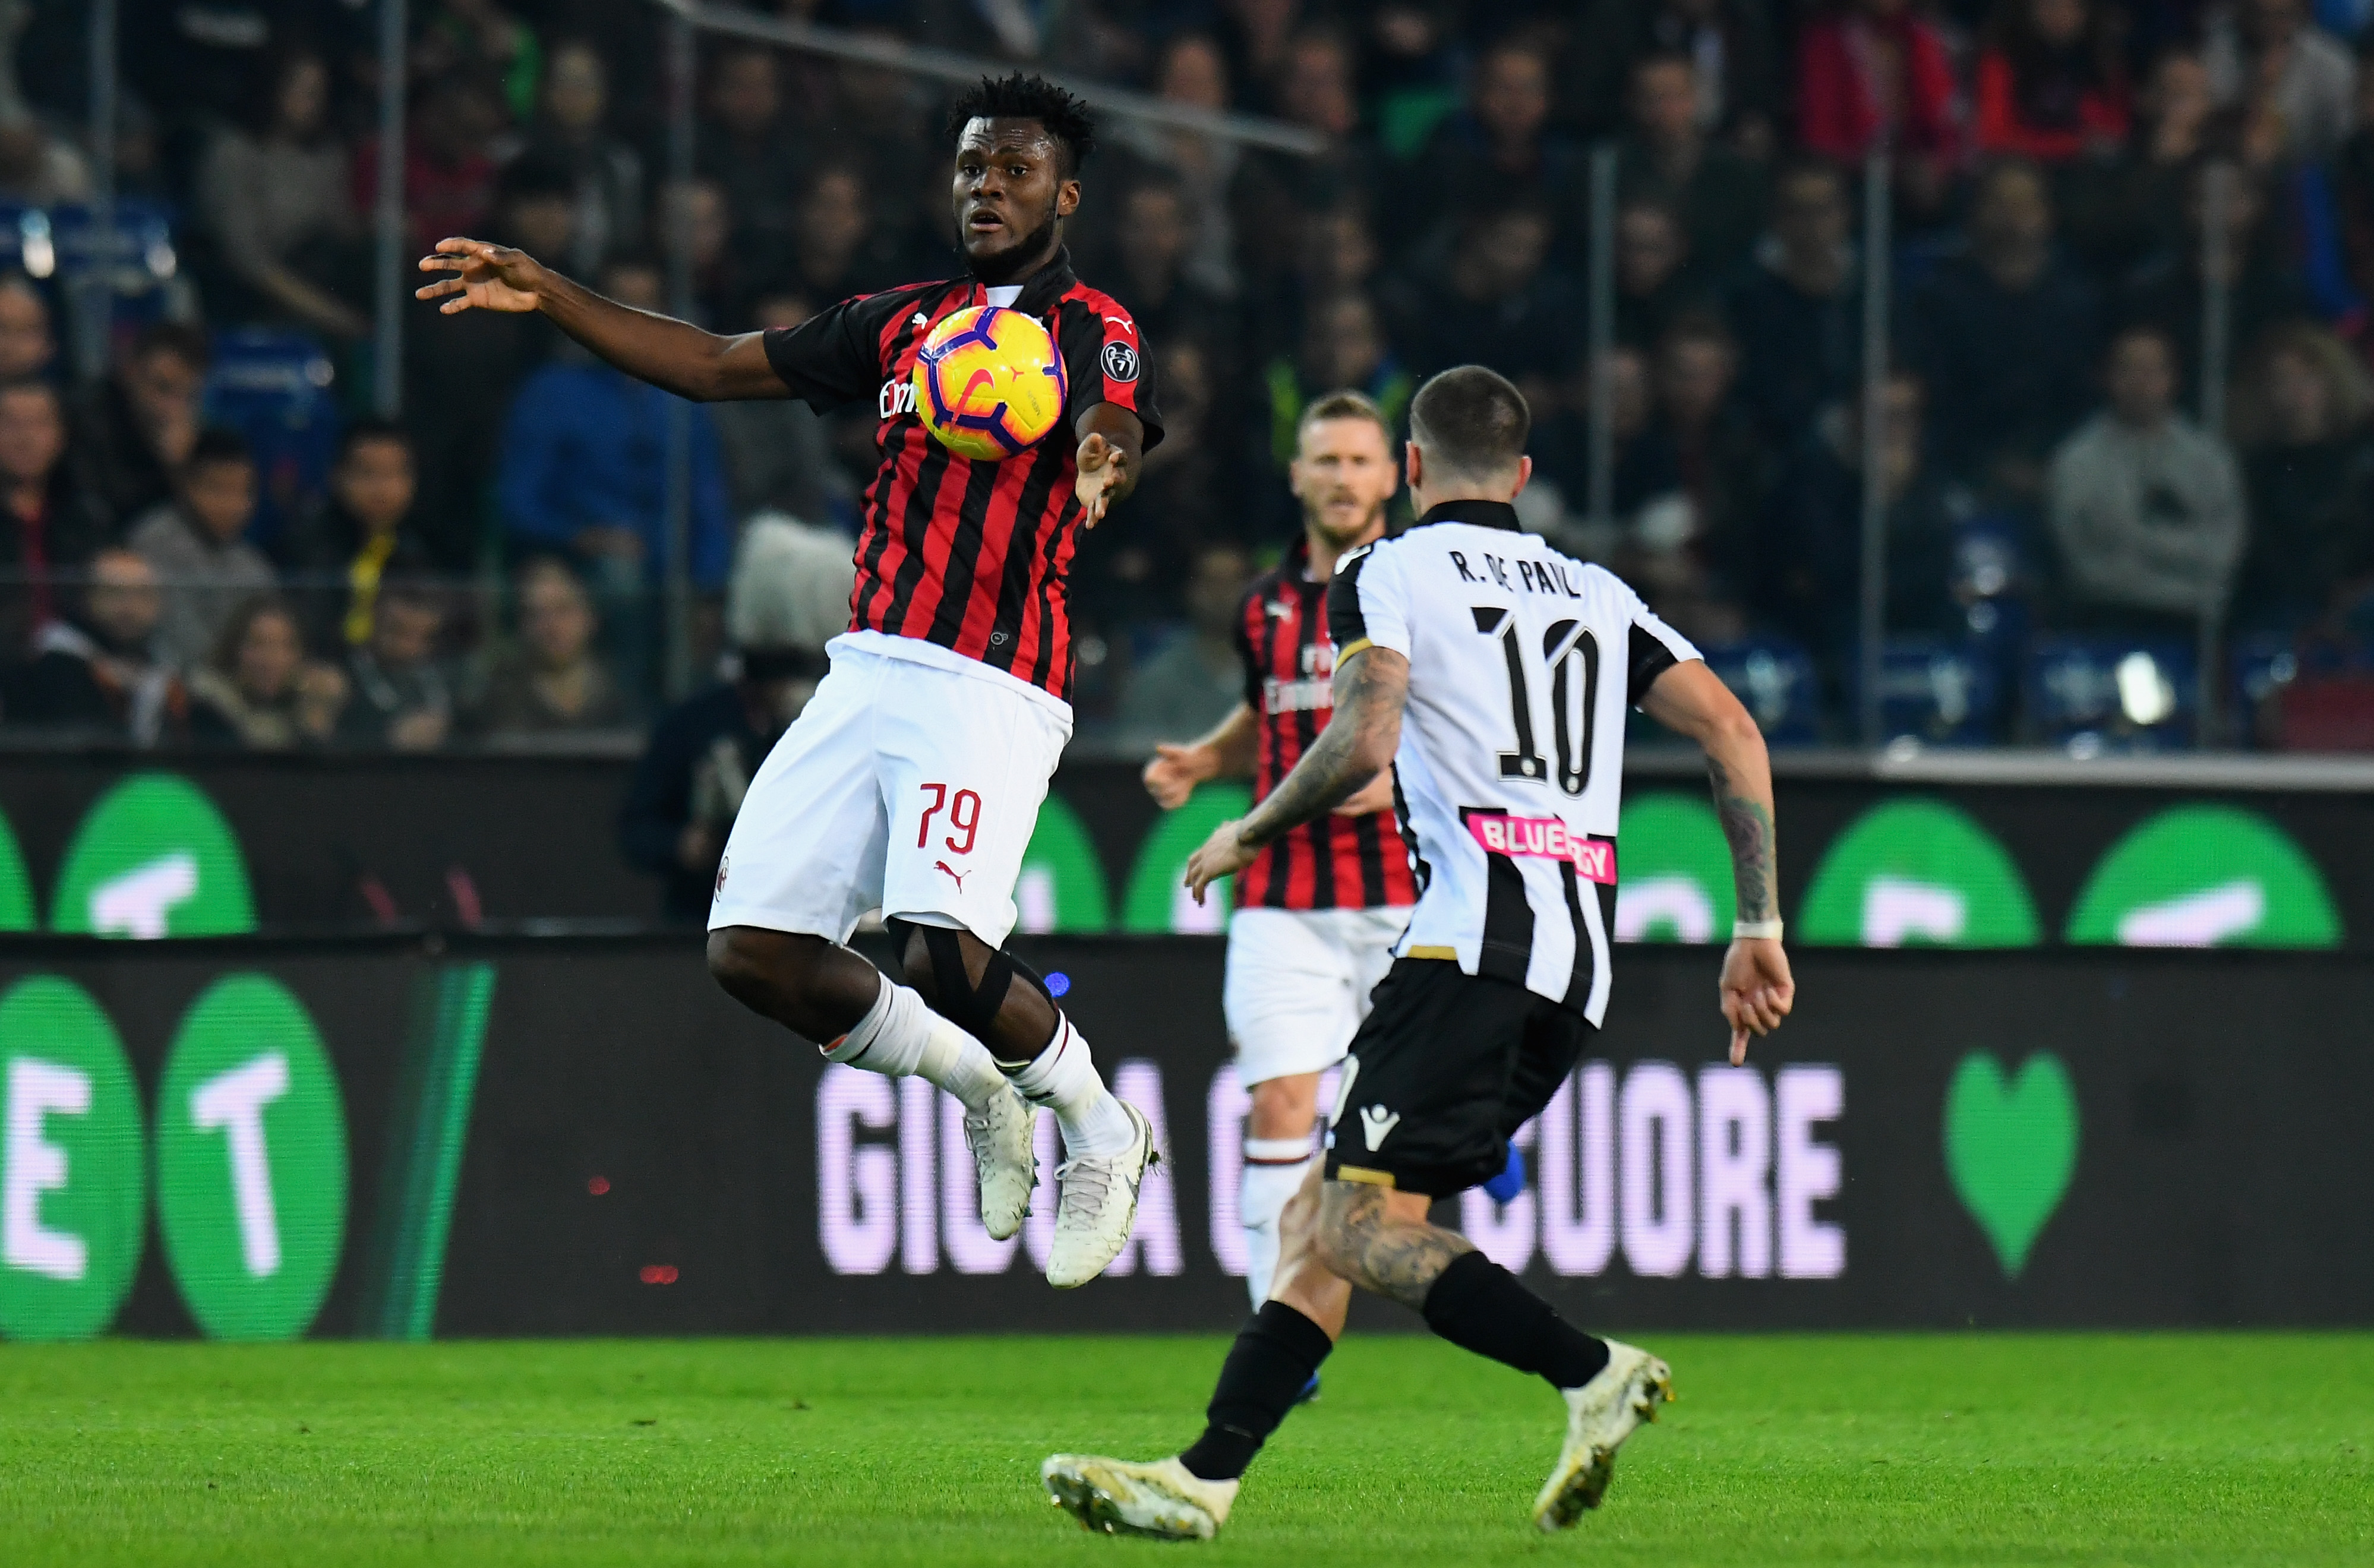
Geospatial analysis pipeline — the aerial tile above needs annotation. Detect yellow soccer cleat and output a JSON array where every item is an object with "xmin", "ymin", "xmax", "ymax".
[
  {"xmin": 1041, "ymin": 1453, "xmax": 1237, "ymax": 1541},
  {"xmin": 1530, "ymin": 1339, "xmax": 1674, "ymax": 1531}
]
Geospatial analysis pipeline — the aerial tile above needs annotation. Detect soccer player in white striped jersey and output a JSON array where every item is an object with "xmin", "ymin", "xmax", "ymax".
[{"xmin": 1042, "ymin": 365, "xmax": 1795, "ymax": 1539}]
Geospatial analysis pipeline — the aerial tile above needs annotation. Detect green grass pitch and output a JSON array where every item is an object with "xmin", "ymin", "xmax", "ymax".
[{"xmin": 4, "ymin": 1333, "xmax": 2369, "ymax": 1566}]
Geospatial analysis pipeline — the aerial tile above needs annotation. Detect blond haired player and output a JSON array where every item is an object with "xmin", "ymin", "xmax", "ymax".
[{"xmin": 1144, "ymin": 392, "xmax": 1416, "ymax": 1335}]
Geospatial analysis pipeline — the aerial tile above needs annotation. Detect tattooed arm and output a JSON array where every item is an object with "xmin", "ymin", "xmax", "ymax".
[
  {"xmin": 1704, "ymin": 752, "xmax": 1778, "ymax": 925},
  {"xmin": 1183, "ymin": 646, "xmax": 1408, "ymax": 902},
  {"xmin": 1640, "ymin": 659, "xmax": 1795, "ymax": 1063}
]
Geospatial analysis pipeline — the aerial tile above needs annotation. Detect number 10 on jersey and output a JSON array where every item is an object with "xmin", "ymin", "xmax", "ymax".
[{"xmin": 1475, "ymin": 606, "xmax": 1599, "ymax": 798}]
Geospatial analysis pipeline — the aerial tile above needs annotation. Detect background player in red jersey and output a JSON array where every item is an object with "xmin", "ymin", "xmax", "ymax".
[
  {"xmin": 1142, "ymin": 391, "xmax": 1415, "ymax": 1316},
  {"xmin": 418, "ymin": 75, "xmax": 1161, "ymax": 1288}
]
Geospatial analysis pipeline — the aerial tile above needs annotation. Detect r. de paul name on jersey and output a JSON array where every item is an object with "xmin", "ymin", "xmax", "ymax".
[{"xmin": 1447, "ymin": 548, "xmax": 1590, "ymax": 599}]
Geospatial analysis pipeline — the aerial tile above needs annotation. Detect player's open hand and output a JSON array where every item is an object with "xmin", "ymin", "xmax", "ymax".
[
  {"xmin": 415, "ymin": 238, "xmax": 547, "ymax": 314},
  {"xmin": 1183, "ymin": 817, "xmax": 1257, "ymax": 905},
  {"xmin": 1331, "ymin": 768, "xmax": 1396, "ymax": 817},
  {"xmin": 1144, "ymin": 742, "xmax": 1216, "ymax": 810},
  {"xmin": 1718, "ymin": 937, "xmax": 1794, "ymax": 1065},
  {"xmin": 1075, "ymin": 432, "xmax": 1122, "ymax": 526}
]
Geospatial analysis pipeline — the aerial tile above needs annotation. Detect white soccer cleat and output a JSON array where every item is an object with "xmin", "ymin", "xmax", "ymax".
[
  {"xmin": 1041, "ymin": 1453, "xmax": 1236, "ymax": 1541},
  {"xmin": 1044, "ymin": 1102, "xmax": 1158, "ymax": 1288},
  {"xmin": 962, "ymin": 1081, "xmax": 1038, "ymax": 1242},
  {"xmin": 1530, "ymin": 1338, "xmax": 1674, "ymax": 1531}
]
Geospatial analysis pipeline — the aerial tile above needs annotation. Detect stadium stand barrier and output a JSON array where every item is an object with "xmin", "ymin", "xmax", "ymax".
[{"xmin": 1, "ymin": 930, "xmax": 2366, "ymax": 1341}]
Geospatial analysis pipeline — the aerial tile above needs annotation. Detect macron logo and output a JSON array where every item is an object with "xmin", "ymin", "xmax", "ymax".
[{"xmin": 1359, "ymin": 1104, "xmax": 1400, "ymax": 1151}]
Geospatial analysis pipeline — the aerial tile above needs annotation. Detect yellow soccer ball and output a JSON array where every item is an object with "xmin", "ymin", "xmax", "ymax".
[{"xmin": 910, "ymin": 305, "xmax": 1068, "ymax": 461}]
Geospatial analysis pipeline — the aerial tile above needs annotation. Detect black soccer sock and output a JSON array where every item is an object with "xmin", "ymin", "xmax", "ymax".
[
  {"xmin": 1420, "ymin": 1250, "xmax": 1610, "ymax": 1392},
  {"xmin": 1177, "ymin": 1301, "xmax": 1336, "ymax": 1482}
]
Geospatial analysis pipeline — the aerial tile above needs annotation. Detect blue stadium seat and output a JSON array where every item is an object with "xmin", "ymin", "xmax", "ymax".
[
  {"xmin": 1698, "ymin": 637, "xmax": 1821, "ymax": 747},
  {"xmin": 2230, "ymin": 634, "xmax": 2300, "ymax": 746},
  {"xmin": 201, "ymin": 328, "xmax": 343, "ymax": 551},
  {"xmin": 2025, "ymin": 636, "xmax": 2199, "ymax": 751},
  {"xmin": 1868, "ymin": 637, "xmax": 2003, "ymax": 745},
  {"xmin": 0, "ymin": 199, "xmax": 183, "ymax": 342}
]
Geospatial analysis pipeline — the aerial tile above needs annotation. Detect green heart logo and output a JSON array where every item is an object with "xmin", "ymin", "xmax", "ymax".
[{"xmin": 1943, "ymin": 1052, "xmax": 2079, "ymax": 1278}]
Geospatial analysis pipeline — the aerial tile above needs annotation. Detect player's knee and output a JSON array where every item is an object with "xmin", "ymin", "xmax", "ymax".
[
  {"xmin": 706, "ymin": 926, "xmax": 815, "ymax": 1011},
  {"xmin": 1277, "ymin": 1168, "xmax": 1324, "ymax": 1240},
  {"xmin": 706, "ymin": 928, "xmax": 762, "ymax": 998},
  {"xmin": 1247, "ymin": 1074, "xmax": 1319, "ymax": 1140},
  {"xmin": 892, "ymin": 919, "xmax": 1050, "ymax": 1041},
  {"xmin": 1311, "ymin": 1184, "xmax": 1365, "ymax": 1276}
]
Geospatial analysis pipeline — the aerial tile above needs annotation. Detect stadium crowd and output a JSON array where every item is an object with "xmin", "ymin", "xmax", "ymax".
[{"xmin": 0, "ymin": 0, "xmax": 2370, "ymax": 752}]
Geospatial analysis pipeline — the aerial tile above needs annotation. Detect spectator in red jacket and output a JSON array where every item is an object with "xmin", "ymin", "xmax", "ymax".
[
  {"xmin": 1975, "ymin": 0, "xmax": 2131, "ymax": 163},
  {"xmin": 1797, "ymin": 0, "xmax": 1961, "ymax": 218},
  {"xmin": 355, "ymin": 71, "xmax": 504, "ymax": 253}
]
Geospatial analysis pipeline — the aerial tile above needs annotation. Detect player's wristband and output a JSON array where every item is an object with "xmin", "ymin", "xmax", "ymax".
[{"xmin": 1733, "ymin": 919, "xmax": 1784, "ymax": 941}]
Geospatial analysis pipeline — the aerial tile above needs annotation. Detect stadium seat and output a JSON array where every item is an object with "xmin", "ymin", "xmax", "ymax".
[
  {"xmin": 2230, "ymin": 634, "xmax": 2299, "ymax": 747},
  {"xmin": 1697, "ymin": 637, "xmax": 1821, "ymax": 747},
  {"xmin": 1865, "ymin": 637, "xmax": 2003, "ymax": 745},
  {"xmin": 2235, "ymin": 633, "xmax": 2374, "ymax": 750},
  {"xmin": 2023, "ymin": 636, "xmax": 2199, "ymax": 751},
  {"xmin": 2277, "ymin": 674, "xmax": 2374, "ymax": 751},
  {"xmin": 0, "ymin": 199, "xmax": 183, "ymax": 350},
  {"xmin": 201, "ymin": 328, "xmax": 343, "ymax": 550}
]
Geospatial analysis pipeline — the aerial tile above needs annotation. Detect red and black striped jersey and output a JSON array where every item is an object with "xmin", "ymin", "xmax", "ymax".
[
  {"xmin": 1233, "ymin": 538, "xmax": 1420, "ymax": 912},
  {"xmin": 759, "ymin": 248, "xmax": 1160, "ymax": 701}
]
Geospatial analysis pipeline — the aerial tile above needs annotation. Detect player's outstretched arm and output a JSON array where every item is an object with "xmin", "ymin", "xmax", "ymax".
[
  {"xmin": 1074, "ymin": 404, "xmax": 1145, "ymax": 526},
  {"xmin": 415, "ymin": 239, "xmax": 787, "ymax": 402},
  {"xmin": 1143, "ymin": 702, "xmax": 1257, "ymax": 809},
  {"xmin": 1640, "ymin": 659, "xmax": 1794, "ymax": 1064},
  {"xmin": 1183, "ymin": 647, "xmax": 1406, "ymax": 901}
]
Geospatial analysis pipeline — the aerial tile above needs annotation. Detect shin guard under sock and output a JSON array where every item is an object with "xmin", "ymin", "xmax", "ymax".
[
  {"xmin": 1420, "ymin": 1251, "xmax": 1610, "ymax": 1392},
  {"xmin": 1177, "ymin": 1301, "xmax": 1335, "ymax": 1482}
]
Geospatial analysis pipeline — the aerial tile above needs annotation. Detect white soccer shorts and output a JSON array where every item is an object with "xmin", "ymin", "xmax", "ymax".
[
  {"xmin": 1221, "ymin": 904, "xmax": 1411, "ymax": 1088},
  {"xmin": 708, "ymin": 630, "xmax": 1071, "ymax": 949}
]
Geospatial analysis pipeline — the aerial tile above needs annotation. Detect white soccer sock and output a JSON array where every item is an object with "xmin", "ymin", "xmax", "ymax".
[
  {"xmin": 1005, "ymin": 1014, "xmax": 1137, "ymax": 1158},
  {"xmin": 1240, "ymin": 1141, "xmax": 1315, "ymax": 1307},
  {"xmin": 825, "ymin": 972, "xmax": 1007, "ymax": 1111}
]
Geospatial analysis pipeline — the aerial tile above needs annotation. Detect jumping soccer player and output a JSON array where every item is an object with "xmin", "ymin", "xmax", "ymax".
[
  {"xmin": 1142, "ymin": 390, "xmax": 1413, "ymax": 1318},
  {"xmin": 418, "ymin": 75, "xmax": 1162, "ymax": 1287},
  {"xmin": 1043, "ymin": 366, "xmax": 1795, "ymax": 1537}
]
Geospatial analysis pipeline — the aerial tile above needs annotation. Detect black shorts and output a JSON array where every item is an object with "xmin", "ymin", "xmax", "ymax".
[{"xmin": 1321, "ymin": 957, "xmax": 1592, "ymax": 1197}]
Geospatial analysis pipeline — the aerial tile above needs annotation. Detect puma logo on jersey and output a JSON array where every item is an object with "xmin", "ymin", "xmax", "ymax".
[
  {"xmin": 910, "ymin": 312, "xmax": 929, "ymax": 327},
  {"xmin": 1359, "ymin": 1104, "xmax": 1401, "ymax": 1150},
  {"xmin": 1265, "ymin": 598, "xmax": 1296, "ymax": 619},
  {"xmin": 935, "ymin": 860, "xmax": 971, "ymax": 891}
]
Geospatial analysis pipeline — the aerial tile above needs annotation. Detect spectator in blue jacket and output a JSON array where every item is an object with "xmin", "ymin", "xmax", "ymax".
[
  {"xmin": 497, "ymin": 254, "xmax": 732, "ymax": 581},
  {"xmin": 497, "ymin": 254, "xmax": 732, "ymax": 691}
]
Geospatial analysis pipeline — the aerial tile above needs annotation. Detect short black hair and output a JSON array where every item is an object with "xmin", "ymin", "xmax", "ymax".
[
  {"xmin": 945, "ymin": 73, "xmax": 1096, "ymax": 176},
  {"xmin": 337, "ymin": 415, "xmax": 412, "ymax": 461},
  {"xmin": 132, "ymin": 320, "xmax": 210, "ymax": 373},
  {"xmin": 498, "ymin": 150, "xmax": 577, "ymax": 206},
  {"xmin": 1408, "ymin": 366, "xmax": 1530, "ymax": 480},
  {"xmin": 187, "ymin": 426, "xmax": 252, "ymax": 470}
]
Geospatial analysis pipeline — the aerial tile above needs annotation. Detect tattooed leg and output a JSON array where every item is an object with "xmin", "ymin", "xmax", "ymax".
[{"xmin": 1313, "ymin": 1179, "xmax": 1475, "ymax": 1310}]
